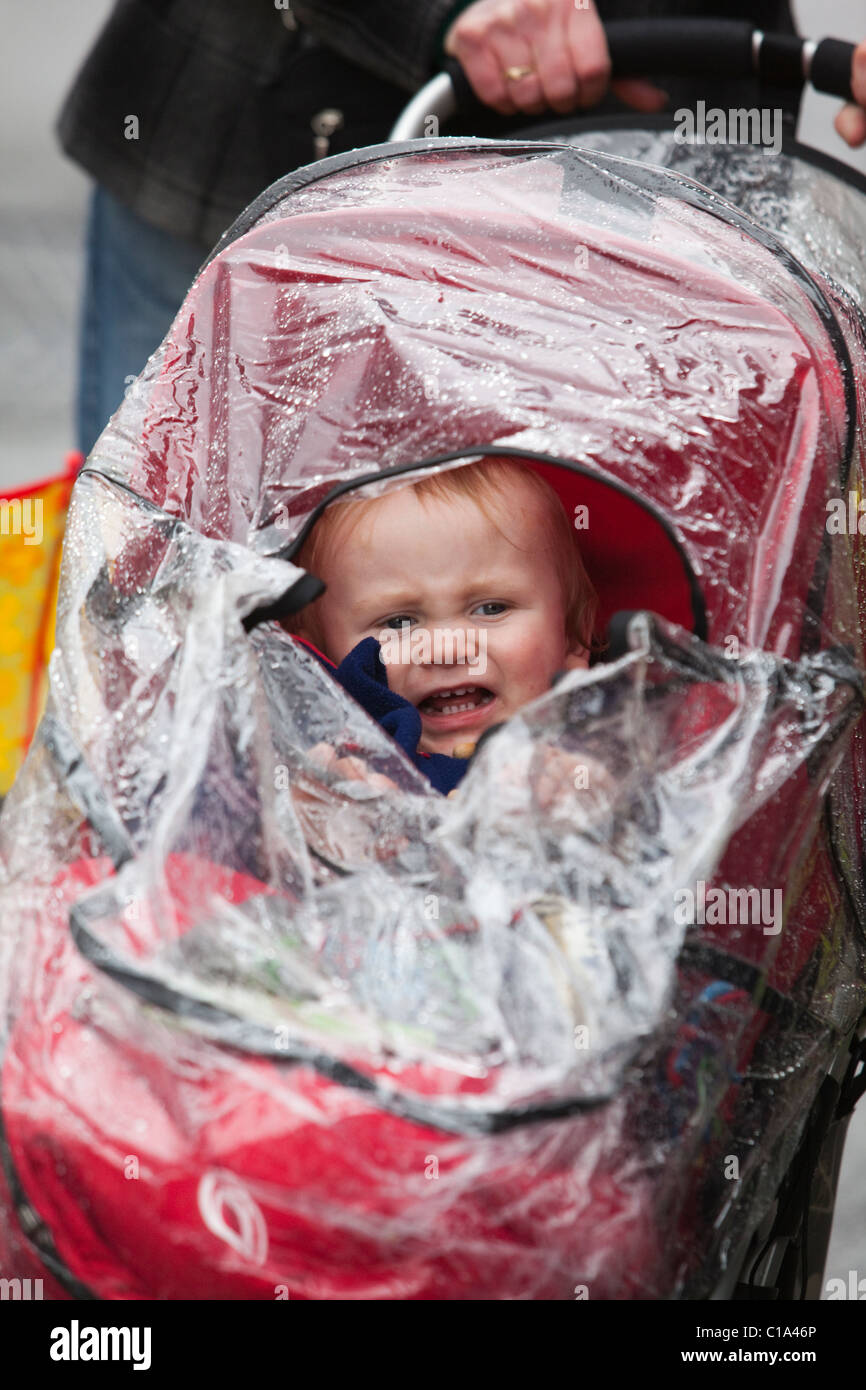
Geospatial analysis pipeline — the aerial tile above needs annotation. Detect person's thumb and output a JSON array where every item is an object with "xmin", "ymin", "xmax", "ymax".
[
  {"xmin": 835, "ymin": 102, "xmax": 866, "ymax": 147},
  {"xmin": 610, "ymin": 78, "xmax": 669, "ymax": 113}
]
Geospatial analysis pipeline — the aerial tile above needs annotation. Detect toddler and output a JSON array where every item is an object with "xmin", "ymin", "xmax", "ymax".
[{"xmin": 284, "ymin": 457, "xmax": 597, "ymax": 793}]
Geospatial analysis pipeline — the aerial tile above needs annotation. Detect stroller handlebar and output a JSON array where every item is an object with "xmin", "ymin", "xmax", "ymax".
[{"xmin": 388, "ymin": 21, "xmax": 857, "ymax": 141}]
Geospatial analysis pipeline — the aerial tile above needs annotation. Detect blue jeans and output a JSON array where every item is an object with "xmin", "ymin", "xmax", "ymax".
[{"xmin": 77, "ymin": 186, "xmax": 206, "ymax": 457}]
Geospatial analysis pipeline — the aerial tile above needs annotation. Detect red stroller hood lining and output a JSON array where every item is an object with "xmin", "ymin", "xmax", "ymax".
[{"xmin": 525, "ymin": 458, "xmax": 702, "ymax": 637}]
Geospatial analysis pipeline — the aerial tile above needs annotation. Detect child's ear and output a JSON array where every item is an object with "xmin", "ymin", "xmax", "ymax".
[{"xmin": 563, "ymin": 642, "xmax": 590, "ymax": 671}]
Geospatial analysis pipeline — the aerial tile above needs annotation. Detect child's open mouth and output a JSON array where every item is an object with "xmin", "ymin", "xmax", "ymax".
[{"xmin": 417, "ymin": 685, "xmax": 496, "ymax": 726}]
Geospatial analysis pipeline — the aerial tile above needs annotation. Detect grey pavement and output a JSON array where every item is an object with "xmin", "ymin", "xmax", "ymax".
[{"xmin": 0, "ymin": 0, "xmax": 864, "ymax": 1299}]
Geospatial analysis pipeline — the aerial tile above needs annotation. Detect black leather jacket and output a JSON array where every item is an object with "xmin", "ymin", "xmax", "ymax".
[{"xmin": 57, "ymin": 0, "xmax": 797, "ymax": 249}]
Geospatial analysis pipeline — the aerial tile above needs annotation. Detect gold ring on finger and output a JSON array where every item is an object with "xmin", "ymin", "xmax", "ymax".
[{"xmin": 504, "ymin": 65, "xmax": 535, "ymax": 82}]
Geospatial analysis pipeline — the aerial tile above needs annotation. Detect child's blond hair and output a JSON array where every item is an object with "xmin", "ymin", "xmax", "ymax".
[{"xmin": 284, "ymin": 457, "xmax": 597, "ymax": 654}]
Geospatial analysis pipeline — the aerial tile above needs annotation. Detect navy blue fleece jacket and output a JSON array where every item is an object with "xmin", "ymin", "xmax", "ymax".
[{"xmin": 297, "ymin": 635, "xmax": 469, "ymax": 795}]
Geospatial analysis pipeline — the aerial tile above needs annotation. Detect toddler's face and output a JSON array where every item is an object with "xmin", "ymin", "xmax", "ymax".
[{"xmin": 301, "ymin": 479, "xmax": 588, "ymax": 756}]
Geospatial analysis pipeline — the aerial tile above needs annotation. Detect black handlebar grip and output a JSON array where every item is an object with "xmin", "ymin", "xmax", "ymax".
[
  {"xmin": 443, "ymin": 21, "xmax": 756, "ymax": 107},
  {"xmin": 443, "ymin": 55, "xmax": 482, "ymax": 114},
  {"xmin": 604, "ymin": 19, "xmax": 754, "ymax": 80},
  {"xmin": 756, "ymin": 33, "xmax": 805, "ymax": 89},
  {"xmin": 810, "ymin": 38, "xmax": 857, "ymax": 101},
  {"xmin": 442, "ymin": 20, "xmax": 856, "ymax": 115}
]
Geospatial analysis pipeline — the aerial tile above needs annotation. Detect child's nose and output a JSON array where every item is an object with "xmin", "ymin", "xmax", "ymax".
[{"xmin": 414, "ymin": 620, "xmax": 485, "ymax": 670}]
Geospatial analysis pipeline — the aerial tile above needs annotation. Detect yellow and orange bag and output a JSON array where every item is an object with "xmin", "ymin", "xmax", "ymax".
[{"xmin": 0, "ymin": 454, "xmax": 81, "ymax": 797}]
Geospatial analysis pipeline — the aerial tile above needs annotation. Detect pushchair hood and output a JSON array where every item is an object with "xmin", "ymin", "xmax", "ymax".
[{"xmin": 105, "ymin": 144, "xmax": 853, "ymax": 653}]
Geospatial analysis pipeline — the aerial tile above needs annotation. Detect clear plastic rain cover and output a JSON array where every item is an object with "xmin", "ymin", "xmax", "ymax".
[{"xmin": 1, "ymin": 140, "xmax": 866, "ymax": 1300}]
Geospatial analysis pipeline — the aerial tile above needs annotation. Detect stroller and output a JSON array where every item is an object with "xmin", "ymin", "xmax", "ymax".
[{"xmin": 1, "ymin": 22, "xmax": 866, "ymax": 1301}]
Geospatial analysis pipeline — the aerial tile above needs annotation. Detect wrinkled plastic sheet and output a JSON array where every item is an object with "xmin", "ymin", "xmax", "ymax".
[
  {"xmin": 549, "ymin": 124, "xmax": 866, "ymax": 311},
  {"xmin": 1, "ymin": 141, "xmax": 866, "ymax": 1299}
]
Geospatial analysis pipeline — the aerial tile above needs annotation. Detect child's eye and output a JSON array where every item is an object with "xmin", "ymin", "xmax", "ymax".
[
  {"xmin": 473, "ymin": 601, "xmax": 508, "ymax": 617},
  {"xmin": 383, "ymin": 615, "xmax": 415, "ymax": 629}
]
